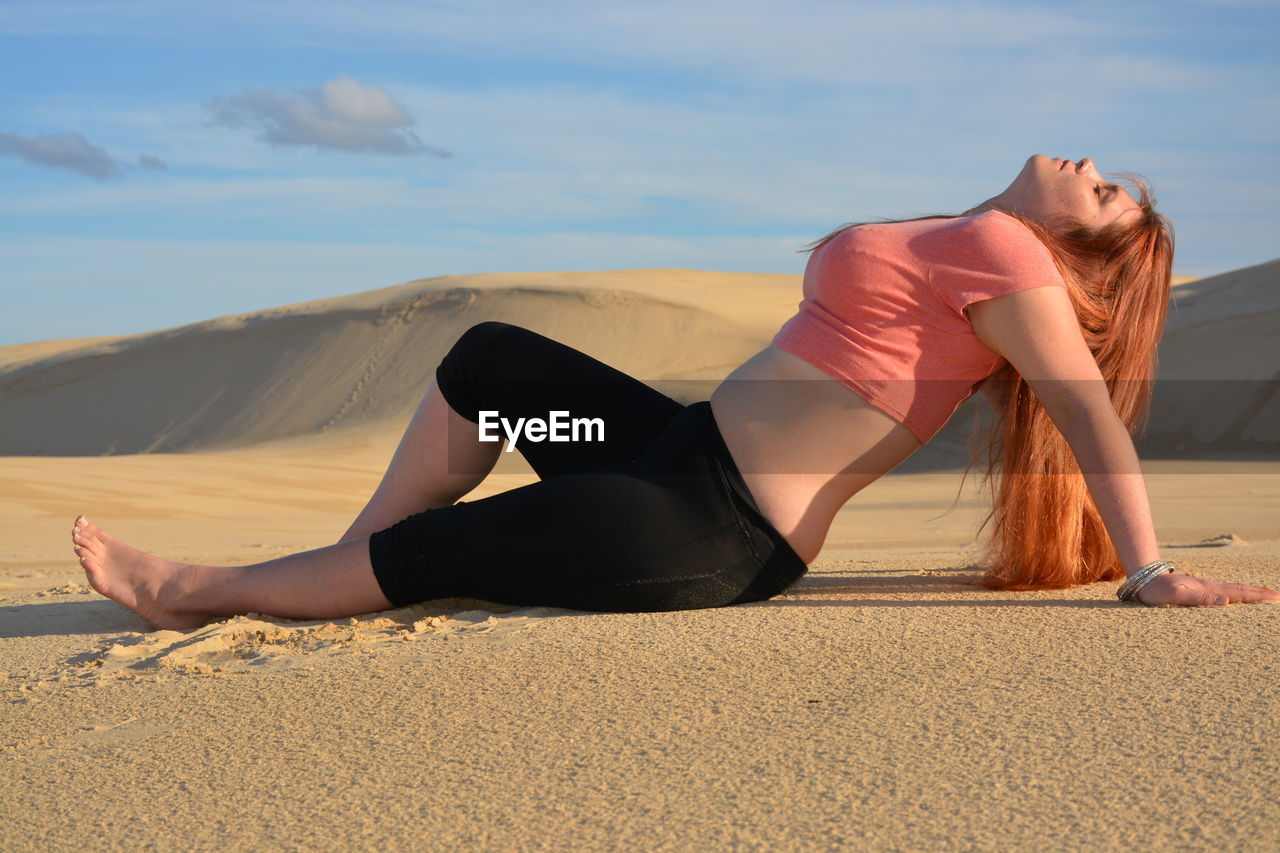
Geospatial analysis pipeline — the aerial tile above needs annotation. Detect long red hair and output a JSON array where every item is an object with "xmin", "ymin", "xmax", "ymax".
[{"xmin": 802, "ymin": 172, "xmax": 1175, "ymax": 590}]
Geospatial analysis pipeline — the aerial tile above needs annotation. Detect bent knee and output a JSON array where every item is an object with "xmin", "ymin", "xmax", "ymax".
[
  {"xmin": 458, "ymin": 320, "xmax": 521, "ymax": 347},
  {"xmin": 443, "ymin": 321, "xmax": 543, "ymax": 370},
  {"xmin": 436, "ymin": 321, "xmax": 537, "ymax": 422}
]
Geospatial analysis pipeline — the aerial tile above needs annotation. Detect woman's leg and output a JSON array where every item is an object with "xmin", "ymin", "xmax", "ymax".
[
  {"xmin": 71, "ymin": 514, "xmax": 390, "ymax": 630},
  {"xmin": 71, "ymin": 460, "xmax": 739, "ymax": 629},
  {"xmin": 367, "ymin": 403, "xmax": 792, "ymax": 614},
  {"xmin": 70, "ymin": 404, "xmax": 796, "ymax": 629},
  {"xmin": 339, "ymin": 321, "xmax": 685, "ymax": 543},
  {"xmin": 338, "ymin": 376, "xmax": 501, "ymax": 543}
]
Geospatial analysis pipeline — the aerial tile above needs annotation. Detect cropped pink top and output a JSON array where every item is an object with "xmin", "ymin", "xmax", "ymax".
[{"xmin": 770, "ymin": 209, "xmax": 1067, "ymax": 444}]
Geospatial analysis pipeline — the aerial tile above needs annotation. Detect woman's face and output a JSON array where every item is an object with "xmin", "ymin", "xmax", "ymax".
[{"xmin": 998, "ymin": 154, "xmax": 1142, "ymax": 233}]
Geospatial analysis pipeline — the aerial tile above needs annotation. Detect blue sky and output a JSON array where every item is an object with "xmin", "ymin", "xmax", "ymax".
[{"xmin": 2, "ymin": 0, "xmax": 1277, "ymax": 346}]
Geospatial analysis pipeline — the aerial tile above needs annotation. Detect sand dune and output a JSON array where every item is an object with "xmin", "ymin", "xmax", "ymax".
[
  {"xmin": 1150, "ymin": 258, "xmax": 1280, "ymax": 451},
  {"xmin": 0, "ymin": 270, "xmax": 795, "ymax": 456}
]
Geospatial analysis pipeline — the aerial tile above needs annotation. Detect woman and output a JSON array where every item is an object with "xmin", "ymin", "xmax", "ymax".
[{"xmin": 71, "ymin": 154, "xmax": 1280, "ymax": 629}]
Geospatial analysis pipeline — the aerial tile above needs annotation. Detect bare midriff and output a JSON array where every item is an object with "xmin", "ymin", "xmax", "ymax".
[{"xmin": 708, "ymin": 345, "xmax": 926, "ymax": 565}]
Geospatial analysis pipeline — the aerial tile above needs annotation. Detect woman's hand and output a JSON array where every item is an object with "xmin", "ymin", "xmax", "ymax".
[{"xmin": 1135, "ymin": 570, "xmax": 1280, "ymax": 607}]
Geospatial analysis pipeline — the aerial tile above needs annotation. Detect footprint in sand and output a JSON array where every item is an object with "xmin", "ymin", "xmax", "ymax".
[
  {"xmin": 1164, "ymin": 532, "xmax": 1251, "ymax": 548},
  {"xmin": 52, "ymin": 600, "xmax": 567, "ymax": 683},
  {"xmin": 4, "ymin": 717, "xmax": 179, "ymax": 762}
]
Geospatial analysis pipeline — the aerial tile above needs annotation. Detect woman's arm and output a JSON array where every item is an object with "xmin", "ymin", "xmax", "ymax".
[
  {"xmin": 967, "ymin": 286, "xmax": 1280, "ymax": 606},
  {"xmin": 1051, "ymin": 404, "xmax": 1162, "ymax": 575},
  {"xmin": 971, "ymin": 289, "xmax": 1159, "ymax": 575}
]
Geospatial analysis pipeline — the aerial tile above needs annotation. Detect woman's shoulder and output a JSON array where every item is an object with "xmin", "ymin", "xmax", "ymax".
[{"xmin": 921, "ymin": 209, "xmax": 1059, "ymax": 283}]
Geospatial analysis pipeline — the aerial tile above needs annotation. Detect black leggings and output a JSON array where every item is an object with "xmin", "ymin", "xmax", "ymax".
[{"xmin": 367, "ymin": 321, "xmax": 809, "ymax": 613}]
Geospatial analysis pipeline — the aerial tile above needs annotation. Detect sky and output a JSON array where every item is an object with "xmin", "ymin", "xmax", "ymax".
[{"xmin": 1, "ymin": 0, "xmax": 1277, "ymax": 347}]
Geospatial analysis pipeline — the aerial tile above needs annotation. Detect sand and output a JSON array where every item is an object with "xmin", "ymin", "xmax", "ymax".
[{"xmin": 2, "ymin": 265, "xmax": 1278, "ymax": 851}]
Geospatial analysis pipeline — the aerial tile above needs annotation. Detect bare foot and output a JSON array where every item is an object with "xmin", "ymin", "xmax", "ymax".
[{"xmin": 71, "ymin": 515, "xmax": 212, "ymax": 630}]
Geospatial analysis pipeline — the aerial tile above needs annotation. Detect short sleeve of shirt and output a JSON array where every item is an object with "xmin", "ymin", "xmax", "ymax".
[{"xmin": 928, "ymin": 211, "xmax": 1067, "ymax": 320}]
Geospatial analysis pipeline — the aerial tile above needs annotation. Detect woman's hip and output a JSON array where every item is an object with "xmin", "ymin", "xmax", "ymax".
[{"xmin": 632, "ymin": 401, "xmax": 809, "ymax": 594}]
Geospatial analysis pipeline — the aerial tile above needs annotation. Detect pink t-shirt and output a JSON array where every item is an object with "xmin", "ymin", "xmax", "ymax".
[{"xmin": 770, "ymin": 209, "xmax": 1067, "ymax": 444}]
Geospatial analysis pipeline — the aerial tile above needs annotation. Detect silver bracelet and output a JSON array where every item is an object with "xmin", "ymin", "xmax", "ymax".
[{"xmin": 1117, "ymin": 560, "xmax": 1175, "ymax": 604}]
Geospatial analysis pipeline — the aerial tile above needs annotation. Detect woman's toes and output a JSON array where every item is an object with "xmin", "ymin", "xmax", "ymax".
[{"xmin": 77, "ymin": 527, "xmax": 103, "ymax": 553}]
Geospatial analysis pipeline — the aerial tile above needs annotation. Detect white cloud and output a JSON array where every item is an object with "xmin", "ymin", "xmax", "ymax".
[
  {"xmin": 0, "ymin": 129, "xmax": 167, "ymax": 179},
  {"xmin": 203, "ymin": 73, "xmax": 449, "ymax": 156}
]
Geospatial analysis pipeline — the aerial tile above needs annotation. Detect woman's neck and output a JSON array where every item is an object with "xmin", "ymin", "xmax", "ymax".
[{"xmin": 964, "ymin": 198, "xmax": 1004, "ymax": 217}]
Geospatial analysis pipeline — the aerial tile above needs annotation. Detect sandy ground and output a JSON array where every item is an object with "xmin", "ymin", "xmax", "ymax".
[{"xmin": 3, "ymin": 264, "xmax": 1278, "ymax": 850}]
